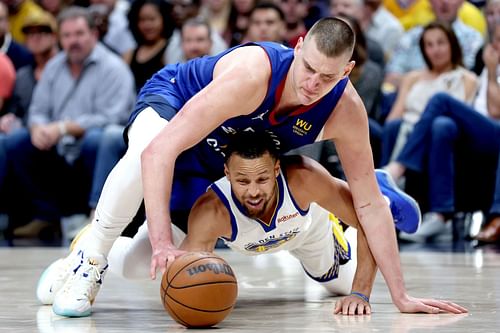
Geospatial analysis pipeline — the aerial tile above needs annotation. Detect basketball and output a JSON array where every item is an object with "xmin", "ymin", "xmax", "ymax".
[{"xmin": 160, "ymin": 252, "xmax": 238, "ymax": 328}]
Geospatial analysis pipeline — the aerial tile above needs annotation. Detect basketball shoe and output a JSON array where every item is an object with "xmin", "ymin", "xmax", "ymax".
[
  {"xmin": 36, "ymin": 225, "xmax": 92, "ymax": 305},
  {"xmin": 52, "ymin": 252, "xmax": 108, "ymax": 317},
  {"xmin": 375, "ymin": 169, "xmax": 421, "ymax": 234},
  {"xmin": 36, "ymin": 250, "xmax": 86, "ymax": 305}
]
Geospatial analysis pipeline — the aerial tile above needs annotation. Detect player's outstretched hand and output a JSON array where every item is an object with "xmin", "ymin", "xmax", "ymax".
[
  {"xmin": 334, "ymin": 294, "xmax": 371, "ymax": 315},
  {"xmin": 395, "ymin": 294, "xmax": 468, "ymax": 314},
  {"xmin": 150, "ymin": 244, "xmax": 186, "ymax": 280}
]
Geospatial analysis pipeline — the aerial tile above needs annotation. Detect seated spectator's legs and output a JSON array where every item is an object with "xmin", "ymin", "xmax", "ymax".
[
  {"xmin": 369, "ymin": 118, "xmax": 383, "ymax": 168},
  {"xmin": 89, "ymin": 125, "xmax": 127, "ymax": 210},
  {"xmin": 380, "ymin": 118, "xmax": 402, "ymax": 166},
  {"xmin": 397, "ymin": 93, "xmax": 500, "ymax": 173},
  {"xmin": 427, "ymin": 116, "xmax": 458, "ymax": 215},
  {"xmin": 4, "ymin": 128, "xmax": 66, "ymax": 237},
  {"xmin": 491, "ymin": 153, "xmax": 500, "ymax": 217}
]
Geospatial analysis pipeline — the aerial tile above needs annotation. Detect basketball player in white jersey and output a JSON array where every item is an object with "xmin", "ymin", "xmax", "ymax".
[{"xmin": 41, "ymin": 131, "xmax": 466, "ymax": 315}]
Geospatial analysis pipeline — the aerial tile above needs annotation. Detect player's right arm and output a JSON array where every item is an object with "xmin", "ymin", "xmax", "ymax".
[
  {"xmin": 179, "ymin": 190, "xmax": 232, "ymax": 252},
  {"xmin": 142, "ymin": 46, "xmax": 271, "ymax": 279}
]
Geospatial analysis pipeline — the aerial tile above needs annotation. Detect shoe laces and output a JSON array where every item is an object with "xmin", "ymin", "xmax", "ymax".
[{"xmin": 63, "ymin": 257, "xmax": 106, "ymax": 300}]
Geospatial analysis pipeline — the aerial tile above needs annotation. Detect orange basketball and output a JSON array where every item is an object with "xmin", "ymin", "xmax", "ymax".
[{"xmin": 160, "ymin": 252, "xmax": 238, "ymax": 328}]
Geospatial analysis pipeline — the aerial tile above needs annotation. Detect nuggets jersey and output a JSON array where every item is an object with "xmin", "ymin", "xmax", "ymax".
[{"xmin": 132, "ymin": 42, "xmax": 349, "ymax": 176}]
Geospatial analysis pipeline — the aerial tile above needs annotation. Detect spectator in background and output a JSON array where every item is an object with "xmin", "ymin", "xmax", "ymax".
[
  {"xmin": 1, "ymin": 10, "xmax": 58, "ymax": 133},
  {"xmin": 37, "ymin": 0, "xmax": 68, "ymax": 17},
  {"xmin": 165, "ymin": 0, "xmax": 227, "ymax": 64},
  {"xmin": 89, "ymin": 0, "xmax": 136, "ymax": 56},
  {"xmin": 199, "ymin": 0, "xmax": 231, "ymax": 41},
  {"xmin": 329, "ymin": 0, "xmax": 385, "ymax": 68},
  {"xmin": 363, "ymin": 0, "xmax": 404, "ymax": 60},
  {"xmin": 3, "ymin": 6, "xmax": 135, "ymax": 239},
  {"xmin": 88, "ymin": 3, "xmax": 120, "ymax": 54},
  {"xmin": 473, "ymin": 0, "xmax": 500, "ymax": 75},
  {"xmin": 383, "ymin": 0, "xmax": 486, "ymax": 36},
  {"xmin": 125, "ymin": 0, "xmax": 175, "ymax": 93},
  {"xmin": 0, "ymin": 1, "xmax": 33, "ymax": 70},
  {"xmin": 2, "ymin": 0, "xmax": 45, "ymax": 43},
  {"xmin": 278, "ymin": 0, "xmax": 308, "ymax": 47},
  {"xmin": 243, "ymin": 2, "xmax": 286, "ymax": 44},
  {"xmin": 385, "ymin": 0, "xmax": 483, "ymax": 88},
  {"xmin": 226, "ymin": 0, "xmax": 256, "ymax": 46},
  {"xmin": 385, "ymin": 20, "xmax": 500, "ymax": 242},
  {"xmin": 383, "ymin": 21, "xmax": 477, "ymax": 166},
  {"xmin": 181, "ymin": 17, "xmax": 212, "ymax": 60},
  {"xmin": 0, "ymin": 53, "xmax": 15, "ymax": 207}
]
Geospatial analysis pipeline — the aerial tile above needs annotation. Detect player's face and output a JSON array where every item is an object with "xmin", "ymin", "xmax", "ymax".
[
  {"xmin": 225, "ymin": 153, "xmax": 280, "ymax": 219},
  {"xmin": 292, "ymin": 37, "xmax": 354, "ymax": 105}
]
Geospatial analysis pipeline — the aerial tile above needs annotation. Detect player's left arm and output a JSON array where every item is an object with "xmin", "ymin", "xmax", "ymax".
[
  {"xmin": 179, "ymin": 190, "xmax": 232, "ymax": 253},
  {"xmin": 322, "ymin": 82, "xmax": 467, "ymax": 314}
]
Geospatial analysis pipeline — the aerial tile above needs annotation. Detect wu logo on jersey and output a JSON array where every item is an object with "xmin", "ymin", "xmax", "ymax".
[{"xmin": 292, "ymin": 119, "xmax": 312, "ymax": 136}]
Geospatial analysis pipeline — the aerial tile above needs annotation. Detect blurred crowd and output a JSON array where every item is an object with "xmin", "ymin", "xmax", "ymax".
[{"xmin": 0, "ymin": 0, "xmax": 499, "ymax": 246}]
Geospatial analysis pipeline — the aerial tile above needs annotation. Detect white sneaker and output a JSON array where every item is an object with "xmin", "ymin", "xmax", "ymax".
[
  {"xmin": 399, "ymin": 212, "xmax": 451, "ymax": 243},
  {"xmin": 36, "ymin": 250, "xmax": 85, "ymax": 305},
  {"xmin": 53, "ymin": 252, "xmax": 108, "ymax": 317}
]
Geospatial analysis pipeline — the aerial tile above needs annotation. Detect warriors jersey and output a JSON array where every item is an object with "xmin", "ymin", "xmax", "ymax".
[
  {"xmin": 210, "ymin": 170, "xmax": 351, "ymax": 278},
  {"xmin": 131, "ymin": 42, "xmax": 349, "ymax": 176}
]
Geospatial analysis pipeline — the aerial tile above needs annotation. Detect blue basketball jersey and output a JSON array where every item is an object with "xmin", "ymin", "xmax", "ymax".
[{"xmin": 132, "ymin": 41, "xmax": 348, "ymax": 176}]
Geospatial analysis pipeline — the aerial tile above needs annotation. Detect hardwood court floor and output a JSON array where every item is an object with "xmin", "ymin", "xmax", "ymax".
[{"xmin": 0, "ymin": 247, "xmax": 499, "ymax": 333}]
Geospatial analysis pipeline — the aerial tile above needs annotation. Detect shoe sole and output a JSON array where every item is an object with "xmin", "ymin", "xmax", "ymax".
[
  {"xmin": 376, "ymin": 169, "xmax": 422, "ymax": 233},
  {"xmin": 53, "ymin": 303, "xmax": 92, "ymax": 317}
]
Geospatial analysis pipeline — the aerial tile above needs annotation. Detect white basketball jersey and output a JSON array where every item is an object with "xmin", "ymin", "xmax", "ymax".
[{"xmin": 210, "ymin": 171, "xmax": 331, "ymax": 255}]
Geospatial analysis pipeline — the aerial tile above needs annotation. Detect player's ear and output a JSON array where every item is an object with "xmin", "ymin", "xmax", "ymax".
[
  {"xmin": 274, "ymin": 160, "xmax": 280, "ymax": 177},
  {"xmin": 224, "ymin": 164, "xmax": 230, "ymax": 179},
  {"xmin": 342, "ymin": 60, "xmax": 355, "ymax": 77},
  {"xmin": 294, "ymin": 37, "xmax": 304, "ymax": 57}
]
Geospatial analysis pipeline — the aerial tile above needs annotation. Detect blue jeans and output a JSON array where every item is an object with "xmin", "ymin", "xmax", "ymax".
[
  {"xmin": 4, "ymin": 127, "xmax": 102, "ymax": 221},
  {"xmin": 380, "ymin": 118, "xmax": 403, "ymax": 166},
  {"xmin": 397, "ymin": 93, "xmax": 500, "ymax": 213},
  {"xmin": 89, "ymin": 125, "xmax": 127, "ymax": 209},
  {"xmin": 491, "ymin": 152, "xmax": 500, "ymax": 216}
]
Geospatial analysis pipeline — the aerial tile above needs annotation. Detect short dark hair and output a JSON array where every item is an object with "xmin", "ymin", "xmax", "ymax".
[
  {"xmin": 128, "ymin": 0, "xmax": 175, "ymax": 45},
  {"xmin": 224, "ymin": 131, "xmax": 280, "ymax": 163},
  {"xmin": 305, "ymin": 17, "xmax": 355, "ymax": 58},
  {"xmin": 57, "ymin": 6, "xmax": 95, "ymax": 30},
  {"xmin": 420, "ymin": 20, "xmax": 463, "ymax": 69},
  {"xmin": 249, "ymin": 2, "xmax": 285, "ymax": 22}
]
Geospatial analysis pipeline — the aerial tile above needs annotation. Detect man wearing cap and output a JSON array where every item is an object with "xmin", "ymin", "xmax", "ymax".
[{"xmin": 1, "ymin": 10, "xmax": 58, "ymax": 135}]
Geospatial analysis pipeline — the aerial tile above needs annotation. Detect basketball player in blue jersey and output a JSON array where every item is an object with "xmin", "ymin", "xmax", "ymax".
[{"xmin": 39, "ymin": 17, "xmax": 437, "ymax": 317}]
